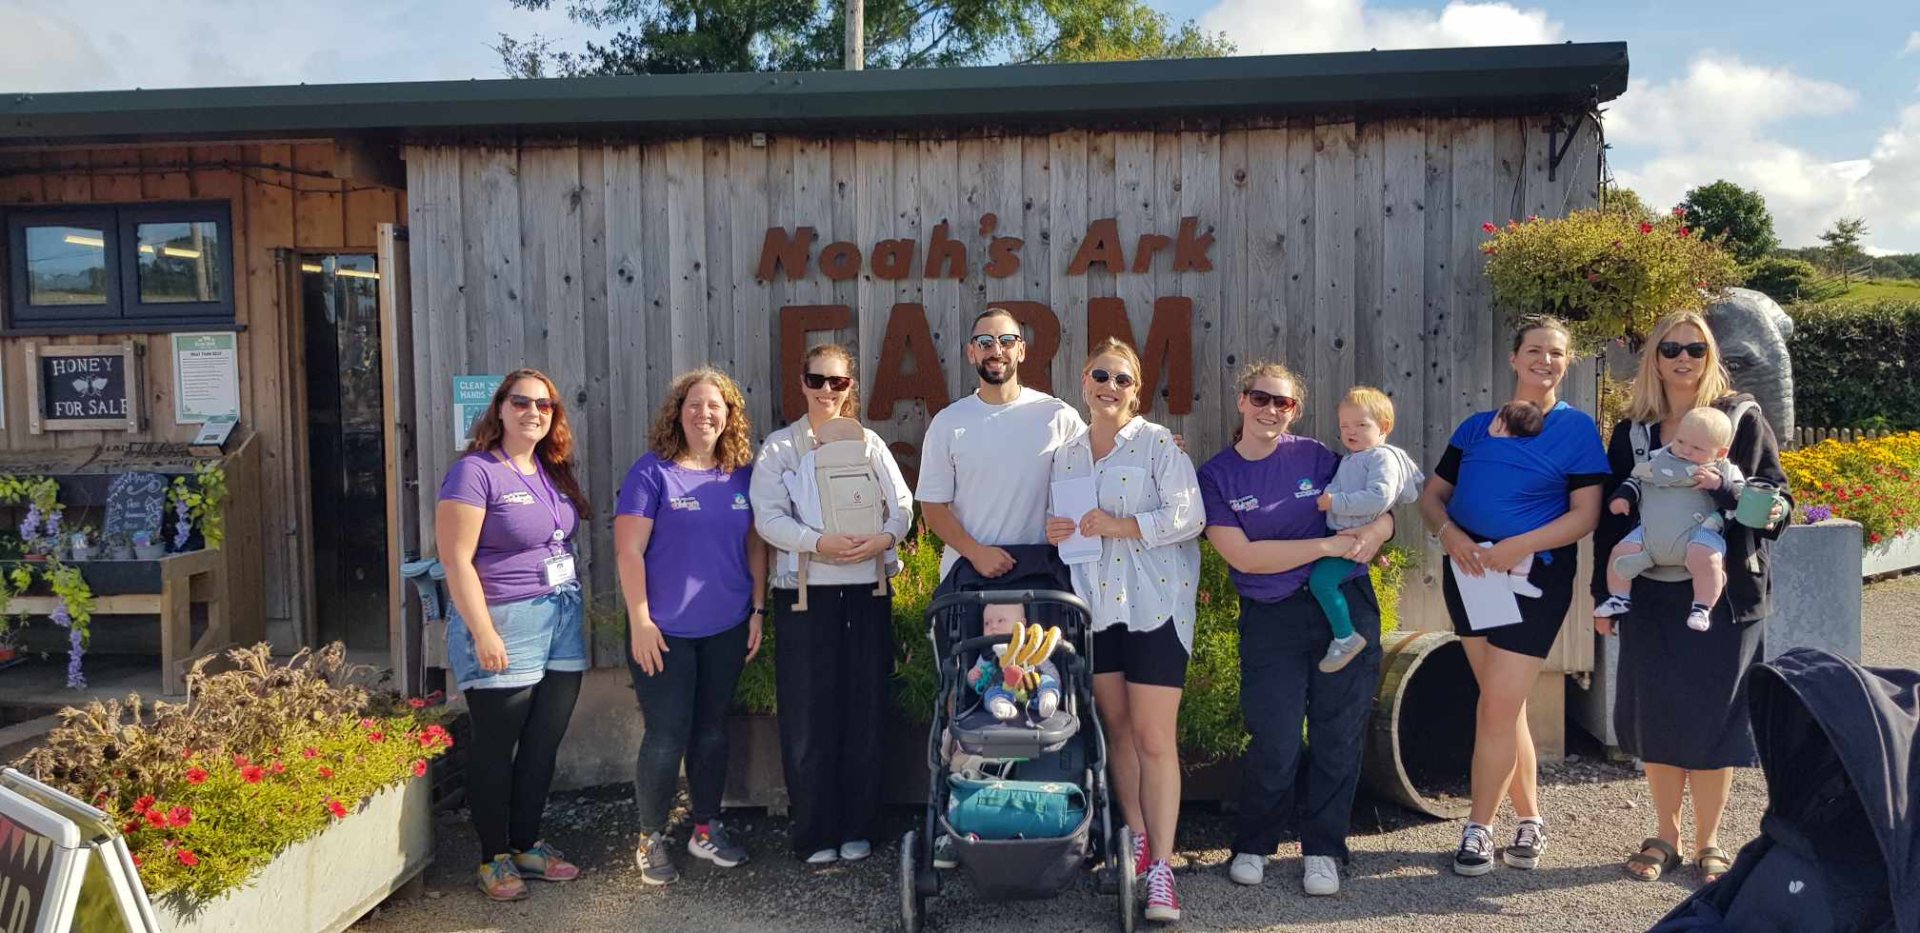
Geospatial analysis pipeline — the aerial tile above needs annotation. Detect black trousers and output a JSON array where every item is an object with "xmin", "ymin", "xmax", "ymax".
[
  {"xmin": 629, "ymin": 620, "xmax": 750, "ymax": 834},
  {"xmin": 464, "ymin": 671, "xmax": 583, "ymax": 859},
  {"xmin": 773, "ymin": 584, "xmax": 893, "ymax": 856},
  {"xmin": 1232, "ymin": 578, "xmax": 1381, "ymax": 861}
]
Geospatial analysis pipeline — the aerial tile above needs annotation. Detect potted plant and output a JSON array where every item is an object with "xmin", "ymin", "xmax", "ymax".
[
  {"xmin": 69, "ymin": 528, "xmax": 95, "ymax": 562},
  {"xmin": 132, "ymin": 530, "xmax": 166, "ymax": 561},
  {"xmin": 107, "ymin": 532, "xmax": 135, "ymax": 561}
]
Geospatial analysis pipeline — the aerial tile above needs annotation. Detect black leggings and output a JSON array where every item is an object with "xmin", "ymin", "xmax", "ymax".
[
  {"xmin": 464, "ymin": 671, "xmax": 583, "ymax": 859},
  {"xmin": 629, "ymin": 620, "xmax": 750, "ymax": 833}
]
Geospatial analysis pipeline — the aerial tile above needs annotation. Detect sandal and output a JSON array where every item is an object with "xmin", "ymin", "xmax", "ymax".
[
  {"xmin": 1625, "ymin": 838, "xmax": 1682, "ymax": 882},
  {"xmin": 1696, "ymin": 846, "xmax": 1732, "ymax": 884}
]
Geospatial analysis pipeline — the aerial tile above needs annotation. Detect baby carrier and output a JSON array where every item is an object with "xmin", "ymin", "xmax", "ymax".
[
  {"xmin": 789, "ymin": 431, "xmax": 892, "ymax": 611},
  {"xmin": 1650, "ymin": 648, "xmax": 1918, "ymax": 933},
  {"xmin": 1624, "ymin": 400, "xmax": 1758, "ymax": 577}
]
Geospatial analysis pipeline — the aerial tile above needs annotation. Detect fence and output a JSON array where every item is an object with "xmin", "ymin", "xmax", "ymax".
[{"xmin": 1790, "ymin": 426, "xmax": 1899, "ymax": 449}]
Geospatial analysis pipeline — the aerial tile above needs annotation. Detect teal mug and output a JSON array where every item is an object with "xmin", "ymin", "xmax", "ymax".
[{"xmin": 1735, "ymin": 479, "xmax": 1781, "ymax": 528}]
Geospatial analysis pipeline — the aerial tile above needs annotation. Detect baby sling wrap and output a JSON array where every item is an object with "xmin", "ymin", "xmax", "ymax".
[
  {"xmin": 1620, "ymin": 399, "xmax": 1757, "ymax": 583},
  {"xmin": 793, "ymin": 430, "xmax": 890, "ymax": 611}
]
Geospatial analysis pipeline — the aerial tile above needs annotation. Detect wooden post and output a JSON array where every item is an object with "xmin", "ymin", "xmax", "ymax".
[{"xmin": 844, "ymin": 0, "xmax": 863, "ymax": 70}]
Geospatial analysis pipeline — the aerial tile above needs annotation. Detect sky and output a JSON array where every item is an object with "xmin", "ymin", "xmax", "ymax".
[{"xmin": 4, "ymin": 0, "xmax": 1917, "ymax": 253}]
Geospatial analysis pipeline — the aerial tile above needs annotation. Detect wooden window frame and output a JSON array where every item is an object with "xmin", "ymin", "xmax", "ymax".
[{"xmin": 4, "ymin": 201, "xmax": 236, "ymax": 333}]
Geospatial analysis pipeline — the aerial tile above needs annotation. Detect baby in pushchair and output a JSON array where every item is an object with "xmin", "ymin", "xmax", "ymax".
[{"xmin": 967, "ymin": 603, "xmax": 1063, "ymax": 722}]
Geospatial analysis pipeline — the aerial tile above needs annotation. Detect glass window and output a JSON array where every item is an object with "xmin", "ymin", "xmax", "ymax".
[
  {"xmin": 25, "ymin": 224, "xmax": 110, "ymax": 305},
  {"xmin": 134, "ymin": 221, "xmax": 224, "ymax": 304}
]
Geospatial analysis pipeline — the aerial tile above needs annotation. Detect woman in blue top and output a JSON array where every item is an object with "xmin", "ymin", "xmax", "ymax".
[
  {"xmin": 1199, "ymin": 361, "xmax": 1395, "ymax": 898},
  {"xmin": 1416, "ymin": 316, "xmax": 1609, "ymax": 879}
]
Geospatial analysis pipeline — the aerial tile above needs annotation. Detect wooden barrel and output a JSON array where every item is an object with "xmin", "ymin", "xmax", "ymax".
[{"xmin": 1361, "ymin": 631, "xmax": 1478, "ymax": 819}]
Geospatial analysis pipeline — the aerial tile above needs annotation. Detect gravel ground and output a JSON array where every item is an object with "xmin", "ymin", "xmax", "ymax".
[{"xmin": 354, "ymin": 577, "xmax": 1920, "ymax": 933}]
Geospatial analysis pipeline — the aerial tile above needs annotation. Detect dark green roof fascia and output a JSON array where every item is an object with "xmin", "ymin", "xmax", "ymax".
[{"xmin": 2, "ymin": 42, "xmax": 1627, "ymax": 146}]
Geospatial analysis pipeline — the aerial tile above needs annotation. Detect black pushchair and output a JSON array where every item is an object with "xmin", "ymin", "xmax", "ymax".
[
  {"xmin": 898, "ymin": 545, "xmax": 1134, "ymax": 932},
  {"xmin": 1651, "ymin": 647, "xmax": 1918, "ymax": 933}
]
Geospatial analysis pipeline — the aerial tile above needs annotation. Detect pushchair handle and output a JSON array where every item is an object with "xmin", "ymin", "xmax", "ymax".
[
  {"xmin": 951, "ymin": 632, "xmax": 1080, "ymax": 661},
  {"xmin": 927, "ymin": 588, "xmax": 1093, "ymax": 618}
]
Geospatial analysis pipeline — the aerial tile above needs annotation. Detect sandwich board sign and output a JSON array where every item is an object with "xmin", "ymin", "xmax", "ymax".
[{"xmin": 0, "ymin": 769, "xmax": 157, "ymax": 932}]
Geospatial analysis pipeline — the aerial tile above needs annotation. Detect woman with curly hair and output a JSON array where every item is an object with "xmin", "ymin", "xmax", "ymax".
[
  {"xmin": 615, "ymin": 366, "xmax": 769, "ymax": 885},
  {"xmin": 436, "ymin": 369, "xmax": 592, "ymax": 901}
]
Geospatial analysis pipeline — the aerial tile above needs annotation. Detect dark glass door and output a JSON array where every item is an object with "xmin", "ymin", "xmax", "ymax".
[{"xmin": 302, "ymin": 254, "xmax": 388, "ymax": 649}]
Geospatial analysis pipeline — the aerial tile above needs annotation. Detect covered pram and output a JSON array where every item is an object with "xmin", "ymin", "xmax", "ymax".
[
  {"xmin": 898, "ymin": 545, "xmax": 1135, "ymax": 932},
  {"xmin": 1651, "ymin": 647, "xmax": 1918, "ymax": 933}
]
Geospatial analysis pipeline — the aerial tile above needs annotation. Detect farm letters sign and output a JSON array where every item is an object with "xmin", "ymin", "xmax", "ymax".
[{"xmin": 759, "ymin": 213, "xmax": 1211, "ymax": 424}]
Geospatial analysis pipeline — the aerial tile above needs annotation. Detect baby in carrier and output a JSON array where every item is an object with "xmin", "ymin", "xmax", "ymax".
[
  {"xmin": 1594, "ymin": 406, "xmax": 1746, "ymax": 631},
  {"xmin": 782, "ymin": 416, "xmax": 899, "ymax": 611}
]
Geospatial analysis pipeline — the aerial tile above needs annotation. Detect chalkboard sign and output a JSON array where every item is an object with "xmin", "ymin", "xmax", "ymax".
[
  {"xmin": 26, "ymin": 342, "xmax": 141, "ymax": 434},
  {"xmin": 103, "ymin": 472, "xmax": 168, "ymax": 543}
]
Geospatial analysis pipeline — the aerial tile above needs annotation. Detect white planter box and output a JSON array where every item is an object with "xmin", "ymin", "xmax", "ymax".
[
  {"xmin": 158, "ymin": 776, "xmax": 431, "ymax": 933},
  {"xmin": 1863, "ymin": 528, "xmax": 1920, "ymax": 578}
]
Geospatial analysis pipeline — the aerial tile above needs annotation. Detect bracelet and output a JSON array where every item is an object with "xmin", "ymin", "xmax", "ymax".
[
  {"xmin": 750, "ymin": 607, "xmax": 764, "ymax": 616},
  {"xmin": 1436, "ymin": 521, "xmax": 1455, "ymax": 538}
]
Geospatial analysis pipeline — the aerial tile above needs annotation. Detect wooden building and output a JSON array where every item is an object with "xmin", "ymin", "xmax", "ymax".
[{"xmin": 1, "ymin": 43, "xmax": 1626, "ymax": 710}]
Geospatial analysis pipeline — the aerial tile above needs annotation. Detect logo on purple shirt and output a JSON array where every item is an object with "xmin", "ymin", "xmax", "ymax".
[
  {"xmin": 1229, "ymin": 495, "xmax": 1260, "ymax": 512},
  {"xmin": 1294, "ymin": 477, "xmax": 1320, "ymax": 499},
  {"xmin": 731, "ymin": 493, "xmax": 751, "ymax": 510},
  {"xmin": 670, "ymin": 496, "xmax": 701, "ymax": 511},
  {"xmin": 499, "ymin": 491, "xmax": 537, "ymax": 506}
]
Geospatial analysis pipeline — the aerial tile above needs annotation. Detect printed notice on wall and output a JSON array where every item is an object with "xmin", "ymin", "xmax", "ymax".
[
  {"xmin": 454, "ymin": 375, "xmax": 502, "ymax": 450},
  {"xmin": 172, "ymin": 332, "xmax": 240, "ymax": 424}
]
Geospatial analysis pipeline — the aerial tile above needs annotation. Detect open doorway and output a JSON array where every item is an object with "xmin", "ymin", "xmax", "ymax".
[{"xmin": 300, "ymin": 253, "xmax": 388, "ymax": 650}]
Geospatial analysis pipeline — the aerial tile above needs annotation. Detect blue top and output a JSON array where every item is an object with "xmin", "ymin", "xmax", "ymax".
[
  {"xmin": 1439, "ymin": 401, "xmax": 1609, "ymax": 542},
  {"xmin": 1199, "ymin": 434, "xmax": 1364, "ymax": 604}
]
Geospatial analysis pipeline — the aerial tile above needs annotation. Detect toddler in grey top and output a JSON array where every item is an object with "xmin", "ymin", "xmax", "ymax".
[{"xmin": 1309, "ymin": 388, "xmax": 1426, "ymax": 672}]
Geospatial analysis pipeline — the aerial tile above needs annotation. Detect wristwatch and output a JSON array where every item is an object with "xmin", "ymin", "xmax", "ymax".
[{"xmin": 750, "ymin": 607, "xmax": 765, "ymax": 617}]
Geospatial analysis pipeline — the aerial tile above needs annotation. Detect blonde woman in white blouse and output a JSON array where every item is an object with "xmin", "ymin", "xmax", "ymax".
[{"xmin": 1046, "ymin": 337, "xmax": 1204, "ymax": 923}]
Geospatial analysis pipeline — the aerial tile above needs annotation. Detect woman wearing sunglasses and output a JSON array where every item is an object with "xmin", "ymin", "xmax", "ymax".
[
  {"xmin": 1198, "ymin": 362, "xmax": 1394, "ymax": 897},
  {"xmin": 1593, "ymin": 311, "xmax": 1791, "ymax": 884},
  {"xmin": 435, "ymin": 369, "xmax": 592, "ymax": 901},
  {"xmin": 749, "ymin": 343, "xmax": 913, "ymax": 866},
  {"xmin": 615, "ymin": 366, "xmax": 768, "ymax": 885},
  {"xmin": 1416, "ymin": 316, "xmax": 1609, "ymax": 879},
  {"xmin": 1044, "ymin": 338, "xmax": 1203, "ymax": 921}
]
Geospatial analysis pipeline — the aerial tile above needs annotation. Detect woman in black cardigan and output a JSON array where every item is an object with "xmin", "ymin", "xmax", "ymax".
[{"xmin": 1593, "ymin": 311, "xmax": 1792, "ymax": 885}]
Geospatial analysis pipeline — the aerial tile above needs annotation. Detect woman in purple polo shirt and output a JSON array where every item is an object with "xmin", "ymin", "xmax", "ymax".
[
  {"xmin": 615, "ymin": 366, "xmax": 768, "ymax": 886},
  {"xmin": 1199, "ymin": 362, "xmax": 1394, "ymax": 897},
  {"xmin": 437, "ymin": 369, "xmax": 592, "ymax": 901}
]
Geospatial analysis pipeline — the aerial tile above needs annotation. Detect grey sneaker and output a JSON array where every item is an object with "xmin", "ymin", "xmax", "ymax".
[
  {"xmin": 931, "ymin": 834, "xmax": 959, "ymax": 869},
  {"xmin": 838, "ymin": 839, "xmax": 872, "ymax": 861},
  {"xmin": 1454, "ymin": 823, "xmax": 1496, "ymax": 877},
  {"xmin": 687, "ymin": 820, "xmax": 748, "ymax": 868},
  {"xmin": 635, "ymin": 832, "xmax": 679, "ymax": 885},
  {"xmin": 1318, "ymin": 633, "xmax": 1367, "ymax": 673},
  {"xmin": 1504, "ymin": 818, "xmax": 1546, "ymax": 869}
]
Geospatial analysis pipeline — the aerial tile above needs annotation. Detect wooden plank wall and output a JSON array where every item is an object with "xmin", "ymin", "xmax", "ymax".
[
  {"xmin": 404, "ymin": 114, "xmax": 1603, "ymax": 671},
  {"xmin": 0, "ymin": 142, "xmax": 406, "ymax": 645}
]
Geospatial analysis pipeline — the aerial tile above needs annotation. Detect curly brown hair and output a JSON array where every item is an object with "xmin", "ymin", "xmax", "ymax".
[
  {"xmin": 464, "ymin": 369, "xmax": 592, "ymax": 519},
  {"xmin": 648, "ymin": 367, "xmax": 755, "ymax": 471}
]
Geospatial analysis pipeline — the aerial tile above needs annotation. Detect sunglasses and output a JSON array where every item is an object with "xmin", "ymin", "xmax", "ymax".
[
  {"xmin": 970, "ymin": 333, "xmax": 1023, "ymax": 351},
  {"xmin": 1658, "ymin": 341, "xmax": 1710, "ymax": 360},
  {"xmin": 1088, "ymin": 368, "xmax": 1136, "ymax": 389},
  {"xmin": 1243, "ymin": 389, "xmax": 1299, "ymax": 412},
  {"xmin": 506, "ymin": 394, "xmax": 555, "ymax": 415},
  {"xmin": 803, "ymin": 373, "xmax": 852, "ymax": 391}
]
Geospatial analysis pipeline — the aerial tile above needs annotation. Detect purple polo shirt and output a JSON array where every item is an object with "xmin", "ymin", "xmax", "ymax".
[
  {"xmin": 1198, "ymin": 435, "xmax": 1363, "ymax": 604},
  {"xmin": 615, "ymin": 453, "xmax": 755, "ymax": 638},
  {"xmin": 437, "ymin": 451, "xmax": 579, "ymax": 604}
]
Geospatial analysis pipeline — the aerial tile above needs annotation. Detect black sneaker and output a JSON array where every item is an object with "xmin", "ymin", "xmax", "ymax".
[
  {"xmin": 931, "ymin": 833, "xmax": 959, "ymax": 869},
  {"xmin": 688, "ymin": 820, "xmax": 748, "ymax": 868},
  {"xmin": 1503, "ymin": 818, "xmax": 1546, "ymax": 869},
  {"xmin": 1453, "ymin": 823, "xmax": 1495, "ymax": 877},
  {"xmin": 635, "ymin": 831, "xmax": 679, "ymax": 885}
]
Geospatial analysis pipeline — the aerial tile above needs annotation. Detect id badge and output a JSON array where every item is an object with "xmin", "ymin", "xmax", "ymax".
[{"xmin": 542, "ymin": 553, "xmax": 577, "ymax": 587}]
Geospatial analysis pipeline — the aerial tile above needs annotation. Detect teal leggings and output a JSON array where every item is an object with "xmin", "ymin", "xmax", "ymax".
[{"xmin": 1307, "ymin": 557, "xmax": 1359, "ymax": 640}]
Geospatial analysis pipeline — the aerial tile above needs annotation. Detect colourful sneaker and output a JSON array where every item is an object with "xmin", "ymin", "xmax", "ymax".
[
  {"xmin": 1144, "ymin": 860, "xmax": 1181, "ymax": 922},
  {"xmin": 1131, "ymin": 828, "xmax": 1150, "ymax": 880},
  {"xmin": 687, "ymin": 820, "xmax": 748, "ymax": 868},
  {"xmin": 475, "ymin": 854, "xmax": 528, "ymax": 901},
  {"xmin": 512, "ymin": 840, "xmax": 580, "ymax": 882},
  {"xmin": 634, "ymin": 832, "xmax": 679, "ymax": 886},
  {"xmin": 1594, "ymin": 594, "xmax": 1633, "ymax": 619}
]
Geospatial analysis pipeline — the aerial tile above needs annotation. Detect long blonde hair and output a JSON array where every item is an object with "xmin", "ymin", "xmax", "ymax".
[
  {"xmin": 648, "ymin": 367, "xmax": 756, "ymax": 471},
  {"xmin": 1232, "ymin": 361, "xmax": 1302, "ymax": 441},
  {"xmin": 1623, "ymin": 311, "xmax": 1732, "ymax": 425},
  {"xmin": 1083, "ymin": 337, "xmax": 1144, "ymax": 417}
]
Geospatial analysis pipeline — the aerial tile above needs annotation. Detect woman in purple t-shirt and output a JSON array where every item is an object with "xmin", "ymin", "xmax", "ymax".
[
  {"xmin": 1197, "ymin": 362, "xmax": 1394, "ymax": 898},
  {"xmin": 615, "ymin": 366, "xmax": 768, "ymax": 886},
  {"xmin": 436, "ymin": 369, "xmax": 592, "ymax": 901}
]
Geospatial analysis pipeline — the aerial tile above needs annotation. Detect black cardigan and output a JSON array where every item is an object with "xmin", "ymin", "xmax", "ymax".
[{"xmin": 1590, "ymin": 393, "xmax": 1794, "ymax": 624}]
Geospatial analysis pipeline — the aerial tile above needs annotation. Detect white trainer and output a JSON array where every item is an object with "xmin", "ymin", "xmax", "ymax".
[
  {"xmin": 838, "ymin": 840, "xmax": 872, "ymax": 861},
  {"xmin": 1229, "ymin": 852, "xmax": 1266, "ymax": 886},
  {"xmin": 805, "ymin": 848, "xmax": 839, "ymax": 865},
  {"xmin": 1303, "ymin": 855, "xmax": 1340, "ymax": 896}
]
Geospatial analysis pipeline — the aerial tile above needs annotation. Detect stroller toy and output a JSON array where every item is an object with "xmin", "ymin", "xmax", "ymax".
[{"xmin": 968, "ymin": 614, "xmax": 1063, "ymax": 721}]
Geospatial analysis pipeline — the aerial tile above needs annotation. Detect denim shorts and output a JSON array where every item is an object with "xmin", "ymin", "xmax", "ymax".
[
  {"xmin": 1622, "ymin": 525, "xmax": 1727, "ymax": 556},
  {"xmin": 447, "ymin": 583, "xmax": 587, "ymax": 691}
]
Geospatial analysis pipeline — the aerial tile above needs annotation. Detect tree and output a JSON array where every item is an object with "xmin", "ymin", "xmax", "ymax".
[
  {"xmin": 1678, "ymin": 180, "xmax": 1779, "ymax": 265},
  {"xmin": 495, "ymin": 0, "xmax": 1234, "ymax": 77},
  {"xmin": 1741, "ymin": 256, "xmax": 1818, "ymax": 303},
  {"xmin": 1818, "ymin": 217, "xmax": 1872, "ymax": 284}
]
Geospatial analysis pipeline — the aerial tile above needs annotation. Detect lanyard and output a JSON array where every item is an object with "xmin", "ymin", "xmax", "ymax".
[{"xmin": 494, "ymin": 450, "xmax": 569, "ymax": 551}]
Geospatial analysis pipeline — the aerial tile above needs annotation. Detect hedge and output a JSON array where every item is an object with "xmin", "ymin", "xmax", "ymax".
[{"xmin": 1786, "ymin": 300, "xmax": 1920, "ymax": 430}]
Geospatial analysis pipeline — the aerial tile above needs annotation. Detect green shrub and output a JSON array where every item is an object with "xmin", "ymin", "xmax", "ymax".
[
  {"xmin": 1742, "ymin": 256, "xmax": 1819, "ymax": 304},
  {"xmin": 1786, "ymin": 300, "xmax": 1920, "ymax": 430}
]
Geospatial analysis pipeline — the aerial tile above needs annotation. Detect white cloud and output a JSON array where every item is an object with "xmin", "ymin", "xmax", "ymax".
[
  {"xmin": 1904, "ymin": 31, "xmax": 1920, "ymax": 54},
  {"xmin": 1198, "ymin": 0, "xmax": 1561, "ymax": 56}
]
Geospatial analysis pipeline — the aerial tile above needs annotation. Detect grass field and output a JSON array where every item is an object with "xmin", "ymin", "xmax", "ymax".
[{"xmin": 1827, "ymin": 278, "xmax": 1920, "ymax": 303}]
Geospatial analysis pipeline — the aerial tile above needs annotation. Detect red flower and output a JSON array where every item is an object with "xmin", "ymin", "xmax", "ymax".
[
  {"xmin": 408, "ymin": 698, "xmax": 427, "ymax": 709},
  {"xmin": 232, "ymin": 754, "xmax": 250, "ymax": 769},
  {"xmin": 167, "ymin": 806, "xmax": 192, "ymax": 827},
  {"xmin": 413, "ymin": 759, "xmax": 428, "ymax": 778},
  {"xmin": 1611, "ymin": 239, "xmax": 1622, "ymax": 248},
  {"xmin": 181, "ymin": 748, "xmax": 195, "ymax": 759},
  {"xmin": 1870, "ymin": 532, "xmax": 1883, "ymax": 543},
  {"xmin": 318, "ymin": 766, "xmax": 334, "ymax": 778},
  {"xmin": 270, "ymin": 761, "xmax": 286, "ymax": 774},
  {"xmin": 1481, "ymin": 221, "xmax": 1497, "ymax": 233},
  {"xmin": 175, "ymin": 848, "xmax": 199, "ymax": 867},
  {"xmin": 1673, "ymin": 206, "xmax": 1686, "ymax": 217},
  {"xmin": 144, "ymin": 808, "xmax": 168, "ymax": 828},
  {"xmin": 302, "ymin": 747, "xmax": 318, "ymax": 759},
  {"xmin": 122, "ymin": 820, "xmax": 139, "ymax": 835},
  {"xmin": 241, "ymin": 765, "xmax": 264, "ymax": 784},
  {"xmin": 327, "ymin": 799, "xmax": 347, "ymax": 819},
  {"xmin": 1678, "ymin": 226, "xmax": 1692, "ymax": 237},
  {"xmin": 185, "ymin": 767, "xmax": 208, "ymax": 784},
  {"xmin": 367, "ymin": 731, "xmax": 385, "ymax": 743},
  {"xmin": 134, "ymin": 795, "xmax": 156, "ymax": 813},
  {"xmin": 1528, "ymin": 214, "xmax": 1540, "ymax": 222},
  {"xmin": 130, "ymin": 854, "xmax": 141, "ymax": 867},
  {"xmin": 1639, "ymin": 222, "xmax": 1653, "ymax": 234},
  {"xmin": 1482, "ymin": 245, "xmax": 1497, "ymax": 255},
  {"xmin": 1586, "ymin": 272, "xmax": 1600, "ymax": 281},
  {"xmin": 359, "ymin": 718, "xmax": 376, "ymax": 729}
]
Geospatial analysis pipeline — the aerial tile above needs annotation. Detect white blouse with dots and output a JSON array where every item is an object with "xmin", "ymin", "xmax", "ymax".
[{"xmin": 1050, "ymin": 416, "xmax": 1205, "ymax": 653}]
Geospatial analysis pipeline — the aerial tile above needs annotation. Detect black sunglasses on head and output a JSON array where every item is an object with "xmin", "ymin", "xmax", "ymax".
[
  {"xmin": 1244, "ymin": 389, "xmax": 1299, "ymax": 412},
  {"xmin": 970, "ymin": 333, "xmax": 1023, "ymax": 351},
  {"xmin": 1088, "ymin": 368, "xmax": 1136, "ymax": 389},
  {"xmin": 506, "ymin": 394, "xmax": 554, "ymax": 414},
  {"xmin": 1659, "ymin": 341, "xmax": 1710, "ymax": 360},
  {"xmin": 803, "ymin": 373, "xmax": 852, "ymax": 391}
]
